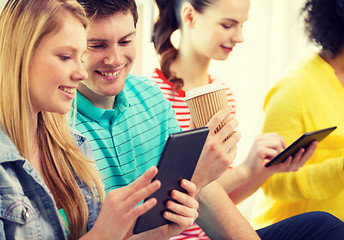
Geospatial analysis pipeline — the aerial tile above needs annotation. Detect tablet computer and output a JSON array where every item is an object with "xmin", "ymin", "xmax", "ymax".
[
  {"xmin": 133, "ymin": 127, "xmax": 209, "ymax": 234},
  {"xmin": 265, "ymin": 126, "xmax": 337, "ymax": 167}
]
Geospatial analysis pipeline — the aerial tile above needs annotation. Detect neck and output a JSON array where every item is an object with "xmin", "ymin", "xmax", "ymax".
[
  {"xmin": 320, "ymin": 49, "xmax": 344, "ymax": 87},
  {"xmin": 77, "ymin": 82, "xmax": 116, "ymax": 109},
  {"xmin": 28, "ymin": 112, "xmax": 38, "ymax": 142},
  {"xmin": 172, "ymin": 38, "xmax": 211, "ymax": 91}
]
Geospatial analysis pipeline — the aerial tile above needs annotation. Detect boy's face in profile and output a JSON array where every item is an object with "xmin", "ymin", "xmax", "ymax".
[{"xmin": 81, "ymin": 12, "xmax": 136, "ymax": 98}]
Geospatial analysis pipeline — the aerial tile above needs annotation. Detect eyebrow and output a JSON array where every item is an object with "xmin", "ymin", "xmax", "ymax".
[
  {"xmin": 87, "ymin": 31, "xmax": 136, "ymax": 42},
  {"xmin": 222, "ymin": 18, "xmax": 239, "ymax": 24},
  {"xmin": 222, "ymin": 17, "xmax": 248, "ymax": 24},
  {"xmin": 56, "ymin": 46, "xmax": 82, "ymax": 53}
]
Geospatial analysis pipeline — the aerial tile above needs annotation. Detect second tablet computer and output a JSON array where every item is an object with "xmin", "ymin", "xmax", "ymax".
[
  {"xmin": 133, "ymin": 127, "xmax": 209, "ymax": 234},
  {"xmin": 265, "ymin": 126, "xmax": 337, "ymax": 167}
]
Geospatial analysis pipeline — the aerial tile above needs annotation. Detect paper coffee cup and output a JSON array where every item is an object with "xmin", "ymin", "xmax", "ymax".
[
  {"xmin": 184, "ymin": 83, "xmax": 228, "ymax": 128},
  {"xmin": 184, "ymin": 83, "xmax": 236, "ymax": 150}
]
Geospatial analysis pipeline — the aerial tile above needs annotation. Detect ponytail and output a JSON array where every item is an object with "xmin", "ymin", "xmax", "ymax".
[
  {"xmin": 153, "ymin": 0, "xmax": 184, "ymax": 91},
  {"xmin": 153, "ymin": 0, "xmax": 180, "ymax": 55},
  {"xmin": 154, "ymin": 0, "xmax": 213, "ymax": 92}
]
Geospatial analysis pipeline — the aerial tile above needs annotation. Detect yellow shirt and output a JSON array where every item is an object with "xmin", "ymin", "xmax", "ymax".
[{"xmin": 251, "ymin": 53, "xmax": 344, "ymax": 229}]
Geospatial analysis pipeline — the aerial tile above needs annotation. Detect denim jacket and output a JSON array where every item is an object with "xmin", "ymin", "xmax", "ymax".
[{"xmin": 0, "ymin": 127, "xmax": 102, "ymax": 240}]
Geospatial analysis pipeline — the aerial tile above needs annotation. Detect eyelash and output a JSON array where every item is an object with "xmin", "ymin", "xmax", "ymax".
[
  {"xmin": 59, "ymin": 55, "xmax": 71, "ymax": 61},
  {"xmin": 88, "ymin": 44, "xmax": 104, "ymax": 49},
  {"xmin": 119, "ymin": 40, "xmax": 131, "ymax": 45},
  {"xmin": 222, "ymin": 24, "xmax": 234, "ymax": 29},
  {"xmin": 88, "ymin": 40, "xmax": 132, "ymax": 49}
]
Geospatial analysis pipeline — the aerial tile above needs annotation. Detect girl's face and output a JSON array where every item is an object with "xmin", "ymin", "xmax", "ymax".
[
  {"xmin": 28, "ymin": 13, "xmax": 87, "ymax": 115},
  {"xmin": 187, "ymin": 0, "xmax": 249, "ymax": 61}
]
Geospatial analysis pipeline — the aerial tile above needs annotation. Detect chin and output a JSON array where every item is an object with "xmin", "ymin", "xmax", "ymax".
[
  {"xmin": 53, "ymin": 105, "xmax": 72, "ymax": 115},
  {"xmin": 55, "ymin": 110, "xmax": 70, "ymax": 115},
  {"xmin": 213, "ymin": 55, "xmax": 229, "ymax": 61}
]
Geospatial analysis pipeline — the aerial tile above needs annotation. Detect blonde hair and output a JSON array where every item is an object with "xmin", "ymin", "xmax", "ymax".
[{"xmin": 0, "ymin": 0, "xmax": 104, "ymax": 239}]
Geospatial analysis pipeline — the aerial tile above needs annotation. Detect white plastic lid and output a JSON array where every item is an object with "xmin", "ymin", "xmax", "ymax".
[{"xmin": 184, "ymin": 83, "xmax": 226, "ymax": 101}]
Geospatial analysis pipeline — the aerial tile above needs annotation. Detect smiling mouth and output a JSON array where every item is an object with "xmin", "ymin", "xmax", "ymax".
[
  {"xmin": 59, "ymin": 86, "xmax": 75, "ymax": 94},
  {"xmin": 96, "ymin": 70, "xmax": 120, "ymax": 77}
]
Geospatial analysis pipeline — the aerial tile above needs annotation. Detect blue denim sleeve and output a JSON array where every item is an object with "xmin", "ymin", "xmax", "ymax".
[
  {"xmin": 0, "ymin": 220, "xmax": 5, "ymax": 239},
  {"xmin": 69, "ymin": 128, "xmax": 95, "ymax": 162},
  {"xmin": 69, "ymin": 128, "xmax": 103, "ymax": 231}
]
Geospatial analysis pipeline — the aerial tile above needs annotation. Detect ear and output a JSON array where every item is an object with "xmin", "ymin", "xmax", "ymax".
[{"xmin": 181, "ymin": 2, "xmax": 196, "ymax": 27}]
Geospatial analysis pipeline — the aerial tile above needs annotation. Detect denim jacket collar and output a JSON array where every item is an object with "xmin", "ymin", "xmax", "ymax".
[{"xmin": 0, "ymin": 127, "xmax": 26, "ymax": 164}]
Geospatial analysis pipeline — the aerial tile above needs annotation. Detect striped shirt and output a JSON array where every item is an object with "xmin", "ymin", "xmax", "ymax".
[
  {"xmin": 152, "ymin": 68, "xmax": 237, "ymax": 131},
  {"xmin": 72, "ymin": 74, "xmax": 180, "ymax": 193},
  {"xmin": 152, "ymin": 68, "xmax": 237, "ymax": 240}
]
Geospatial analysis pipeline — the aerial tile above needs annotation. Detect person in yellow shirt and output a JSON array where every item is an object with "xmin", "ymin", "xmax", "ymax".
[{"xmin": 252, "ymin": 0, "xmax": 344, "ymax": 228}]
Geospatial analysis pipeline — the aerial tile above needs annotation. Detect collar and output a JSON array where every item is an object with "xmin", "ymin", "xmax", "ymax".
[
  {"xmin": 75, "ymin": 87, "xmax": 130, "ymax": 122},
  {"xmin": 0, "ymin": 127, "xmax": 25, "ymax": 164}
]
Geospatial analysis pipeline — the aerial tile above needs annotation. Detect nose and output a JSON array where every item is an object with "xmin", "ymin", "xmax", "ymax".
[
  {"xmin": 72, "ymin": 62, "xmax": 88, "ymax": 81},
  {"xmin": 232, "ymin": 26, "xmax": 244, "ymax": 44},
  {"xmin": 103, "ymin": 46, "xmax": 121, "ymax": 66}
]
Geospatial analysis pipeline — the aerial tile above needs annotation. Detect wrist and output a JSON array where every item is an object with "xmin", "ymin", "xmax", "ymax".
[
  {"xmin": 145, "ymin": 225, "xmax": 173, "ymax": 240},
  {"xmin": 235, "ymin": 164, "xmax": 255, "ymax": 179},
  {"xmin": 79, "ymin": 228, "xmax": 102, "ymax": 240},
  {"xmin": 191, "ymin": 175, "xmax": 208, "ymax": 196}
]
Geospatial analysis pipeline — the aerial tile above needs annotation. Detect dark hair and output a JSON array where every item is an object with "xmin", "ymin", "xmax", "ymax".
[
  {"xmin": 302, "ymin": 0, "xmax": 344, "ymax": 57},
  {"xmin": 153, "ymin": 0, "xmax": 213, "ymax": 92},
  {"xmin": 77, "ymin": 0, "xmax": 138, "ymax": 27}
]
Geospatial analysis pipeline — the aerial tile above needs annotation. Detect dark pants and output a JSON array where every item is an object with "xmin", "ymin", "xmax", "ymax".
[{"xmin": 256, "ymin": 211, "xmax": 344, "ymax": 240}]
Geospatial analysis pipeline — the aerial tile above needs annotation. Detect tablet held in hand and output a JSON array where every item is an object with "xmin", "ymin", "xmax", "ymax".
[
  {"xmin": 133, "ymin": 127, "xmax": 209, "ymax": 234},
  {"xmin": 265, "ymin": 126, "xmax": 337, "ymax": 167}
]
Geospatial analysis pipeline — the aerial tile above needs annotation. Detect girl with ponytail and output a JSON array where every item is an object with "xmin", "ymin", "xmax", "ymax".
[{"xmin": 153, "ymin": 0, "xmax": 238, "ymax": 128}]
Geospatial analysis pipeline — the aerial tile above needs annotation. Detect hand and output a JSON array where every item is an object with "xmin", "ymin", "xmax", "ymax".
[
  {"xmin": 190, "ymin": 107, "xmax": 241, "ymax": 193},
  {"xmin": 158, "ymin": 179, "xmax": 199, "ymax": 238},
  {"xmin": 220, "ymin": 139, "xmax": 318, "ymax": 204},
  {"xmin": 239, "ymin": 133, "xmax": 286, "ymax": 177},
  {"xmin": 82, "ymin": 167, "xmax": 161, "ymax": 240},
  {"xmin": 132, "ymin": 180, "xmax": 199, "ymax": 239},
  {"xmin": 266, "ymin": 140, "xmax": 318, "ymax": 173}
]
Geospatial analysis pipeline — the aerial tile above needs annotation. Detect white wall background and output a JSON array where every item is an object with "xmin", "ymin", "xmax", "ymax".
[{"xmin": 135, "ymin": 0, "xmax": 318, "ymax": 222}]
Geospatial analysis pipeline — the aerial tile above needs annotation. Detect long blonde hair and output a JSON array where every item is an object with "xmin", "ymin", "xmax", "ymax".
[{"xmin": 0, "ymin": 0, "xmax": 104, "ymax": 239}]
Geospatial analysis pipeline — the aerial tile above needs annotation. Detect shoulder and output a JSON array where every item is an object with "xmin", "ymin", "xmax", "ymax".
[
  {"xmin": 126, "ymin": 73, "xmax": 161, "ymax": 91},
  {"xmin": 69, "ymin": 128, "xmax": 94, "ymax": 161},
  {"xmin": 124, "ymin": 73, "xmax": 168, "ymax": 102},
  {"xmin": 264, "ymin": 54, "xmax": 321, "ymax": 108},
  {"xmin": 151, "ymin": 68, "xmax": 166, "ymax": 82},
  {"xmin": 151, "ymin": 68, "xmax": 173, "ymax": 89},
  {"xmin": 277, "ymin": 53, "xmax": 324, "ymax": 87},
  {"xmin": 209, "ymin": 76, "xmax": 235, "ymax": 95},
  {"xmin": 0, "ymin": 128, "xmax": 24, "ymax": 164},
  {"xmin": 69, "ymin": 127, "xmax": 88, "ymax": 147}
]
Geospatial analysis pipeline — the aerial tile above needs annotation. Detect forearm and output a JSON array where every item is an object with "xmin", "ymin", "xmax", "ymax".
[
  {"xmin": 196, "ymin": 181, "xmax": 260, "ymax": 240},
  {"xmin": 217, "ymin": 165, "xmax": 255, "ymax": 194},
  {"xmin": 228, "ymin": 169, "xmax": 273, "ymax": 204},
  {"xmin": 128, "ymin": 229, "xmax": 169, "ymax": 240},
  {"xmin": 216, "ymin": 164, "xmax": 273, "ymax": 205}
]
